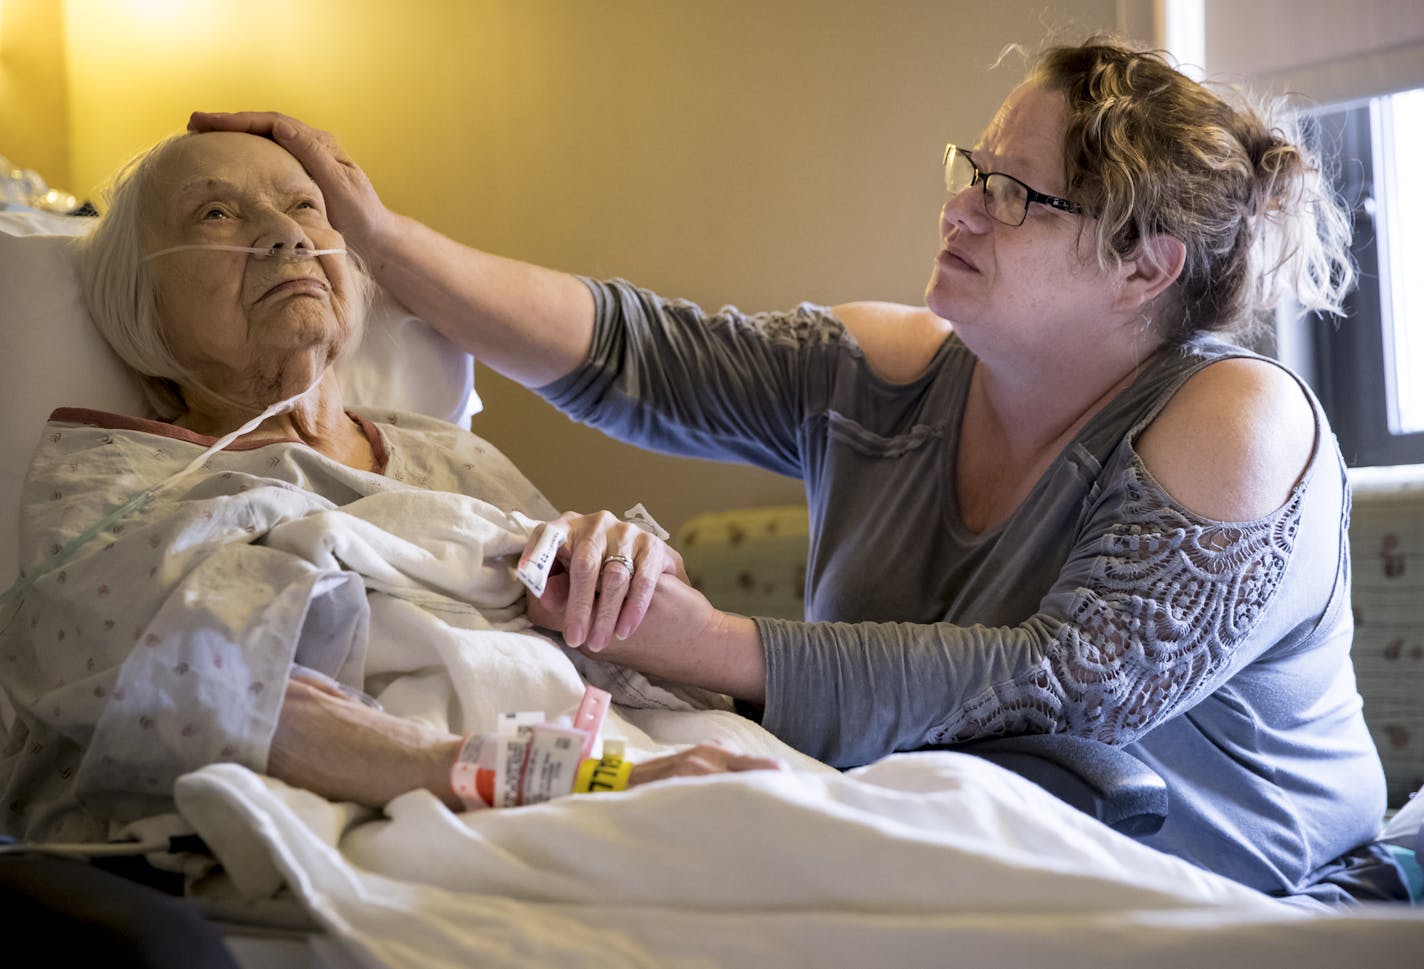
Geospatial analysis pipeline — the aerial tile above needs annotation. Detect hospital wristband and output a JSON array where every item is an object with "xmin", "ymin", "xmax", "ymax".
[
  {"xmin": 450, "ymin": 733, "xmax": 495, "ymax": 810},
  {"xmin": 452, "ymin": 729, "xmax": 606, "ymax": 809},
  {"xmin": 574, "ymin": 754, "xmax": 634, "ymax": 794},
  {"xmin": 450, "ymin": 687, "xmax": 616, "ymax": 810}
]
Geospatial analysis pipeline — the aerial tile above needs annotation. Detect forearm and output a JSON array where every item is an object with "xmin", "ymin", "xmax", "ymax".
[
  {"xmin": 755, "ymin": 616, "xmax": 1020, "ymax": 767},
  {"xmin": 361, "ymin": 212, "xmax": 595, "ymax": 388},
  {"xmin": 268, "ymin": 678, "xmax": 463, "ymax": 810},
  {"xmin": 650, "ymin": 611, "xmax": 766, "ymax": 703},
  {"xmin": 268, "ymin": 676, "xmax": 781, "ymax": 810},
  {"xmin": 585, "ymin": 577, "xmax": 768, "ymax": 703}
]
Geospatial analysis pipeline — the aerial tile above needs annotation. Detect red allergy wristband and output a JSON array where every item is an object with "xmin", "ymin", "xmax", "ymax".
[{"xmin": 450, "ymin": 733, "xmax": 495, "ymax": 810}]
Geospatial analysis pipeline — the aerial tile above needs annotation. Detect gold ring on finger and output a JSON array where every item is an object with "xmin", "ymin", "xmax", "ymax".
[{"xmin": 602, "ymin": 553, "xmax": 634, "ymax": 574}]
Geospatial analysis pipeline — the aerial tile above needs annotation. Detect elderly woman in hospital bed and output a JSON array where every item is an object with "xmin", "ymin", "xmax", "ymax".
[{"xmin": 0, "ymin": 130, "xmax": 781, "ymax": 845}]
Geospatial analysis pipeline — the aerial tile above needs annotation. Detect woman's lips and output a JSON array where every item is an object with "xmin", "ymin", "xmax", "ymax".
[
  {"xmin": 259, "ymin": 276, "xmax": 330, "ymax": 302},
  {"xmin": 939, "ymin": 246, "xmax": 979, "ymax": 273}
]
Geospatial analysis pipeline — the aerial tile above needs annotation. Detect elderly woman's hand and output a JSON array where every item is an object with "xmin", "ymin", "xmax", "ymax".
[
  {"xmin": 523, "ymin": 511, "xmax": 688, "ymax": 652},
  {"xmin": 627, "ymin": 741, "xmax": 784, "ymax": 787},
  {"xmin": 187, "ymin": 111, "xmax": 393, "ymax": 254}
]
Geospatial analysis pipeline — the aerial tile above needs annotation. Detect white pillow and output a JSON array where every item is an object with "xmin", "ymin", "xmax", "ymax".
[
  {"xmin": 334, "ymin": 290, "xmax": 481, "ymax": 429},
  {"xmin": 0, "ymin": 208, "xmax": 479, "ymax": 587}
]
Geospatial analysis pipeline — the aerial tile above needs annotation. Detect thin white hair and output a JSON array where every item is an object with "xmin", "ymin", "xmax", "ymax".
[{"xmin": 76, "ymin": 134, "xmax": 190, "ymax": 418}]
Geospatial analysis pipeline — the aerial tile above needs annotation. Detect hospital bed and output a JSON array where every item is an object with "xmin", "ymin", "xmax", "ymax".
[{"xmin": 2, "ymin": 207, "xmax": 1422, "ymax": 968}]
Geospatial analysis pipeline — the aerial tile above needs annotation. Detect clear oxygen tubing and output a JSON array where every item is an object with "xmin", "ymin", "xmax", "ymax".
[
  {"xmin": 140, "ymin": 243, "xmax": 347, "ymax": 263},
  {"xmin": 0, "ymin": 381, "xmax": 318, "ymax": 613},
  {"xmin": 0, "ymin": 243, "xmax": 345, "ymax": 612}
]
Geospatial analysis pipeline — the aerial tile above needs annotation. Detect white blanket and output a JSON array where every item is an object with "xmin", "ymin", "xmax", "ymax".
[
  {"xmin": 176, "ymin": 757, "xmax": 1424, "ymax": 968},
  {"xmin": 168, "ymin": 491, "xmax": 1424, "ymax": 968}
]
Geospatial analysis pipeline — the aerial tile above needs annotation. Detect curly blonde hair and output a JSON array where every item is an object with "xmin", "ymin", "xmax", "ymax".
[{"xmin": 1029, "ymin": 37, "xmax": 1355, "ymax": 343}]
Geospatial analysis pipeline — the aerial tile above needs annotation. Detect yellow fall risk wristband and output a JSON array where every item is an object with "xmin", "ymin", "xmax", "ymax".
[{"xmin": 575, "ymin": 754, "xmax": 634, "ymax": 793}]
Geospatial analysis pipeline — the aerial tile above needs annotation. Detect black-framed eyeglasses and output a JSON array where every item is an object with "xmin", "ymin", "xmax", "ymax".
[{"xmin": 943, "ymin": 144, "xmax": 1082, "ymax": 227}]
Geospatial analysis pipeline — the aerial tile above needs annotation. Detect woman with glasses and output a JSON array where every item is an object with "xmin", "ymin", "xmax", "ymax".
[{"xmin": 192, "ymin": 36, "xmax": 1390, "ymax": 900}]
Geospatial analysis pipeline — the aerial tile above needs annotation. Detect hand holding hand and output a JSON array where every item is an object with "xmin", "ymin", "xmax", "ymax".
[
  {"xmin": 187, "ymin": 110, "xmax": 393, "ymax": 253},
  {"xmin": 522, "ymin": 510, "xmax": 687, "ymax": 651}
]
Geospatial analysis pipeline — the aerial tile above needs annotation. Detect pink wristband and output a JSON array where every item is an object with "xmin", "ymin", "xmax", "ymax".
[{"xmin": 449, "ymin": 685, "xmax": 614, "ymax": 811}]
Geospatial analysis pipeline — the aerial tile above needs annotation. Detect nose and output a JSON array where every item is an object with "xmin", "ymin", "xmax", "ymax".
[
  {"xmin": 941, "ymin": 186, "xmax": 990, "ymax": 235},
  {"xmin": 252, "ymin": 208, "xmax": 314, "ymax": 258}
]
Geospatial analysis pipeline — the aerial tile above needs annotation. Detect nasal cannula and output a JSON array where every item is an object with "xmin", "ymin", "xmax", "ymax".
[{"xmin": 140, "ymin": 244, "xmax": 348, "ymax": 263}]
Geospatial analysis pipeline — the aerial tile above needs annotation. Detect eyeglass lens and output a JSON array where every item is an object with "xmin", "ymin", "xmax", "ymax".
[{"xmin": 944, "ymin": 149, "xmax": 1029, "ymax": 227}]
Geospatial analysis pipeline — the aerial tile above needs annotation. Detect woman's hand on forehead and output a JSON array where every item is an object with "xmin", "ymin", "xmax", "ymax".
[{"xmin": 189, "ymin": 111, "xmax": 392, "ymax": 251}]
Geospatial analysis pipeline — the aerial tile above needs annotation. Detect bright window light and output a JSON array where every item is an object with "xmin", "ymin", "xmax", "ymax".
[
  {"xmin": 1163, "ymin": 0, "xmax": 1205, "ymax": 80},
  {"xmin": 1376, "ymin": 88, "xmax": 1424, "ymax": 435}
]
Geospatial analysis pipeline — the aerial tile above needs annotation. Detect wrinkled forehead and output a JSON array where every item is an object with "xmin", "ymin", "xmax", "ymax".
[
  {"xmin": 975, "ymin": 81, "xmax": 1070, "ymax": 188},
  {"xmin": 142, "ymin": 131, "xmax": 319, "ymax": 221}
]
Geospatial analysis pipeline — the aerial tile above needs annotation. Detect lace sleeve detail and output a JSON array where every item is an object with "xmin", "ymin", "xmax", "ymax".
[{"xmin": 935, "ymin": 457, "xmax": 1304, "ymax": 746}]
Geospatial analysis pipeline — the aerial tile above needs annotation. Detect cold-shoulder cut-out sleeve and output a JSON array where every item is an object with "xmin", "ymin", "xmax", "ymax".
[{"xmin": 757, "ymin": 455, "xmax": 1305, "ymax": 767}]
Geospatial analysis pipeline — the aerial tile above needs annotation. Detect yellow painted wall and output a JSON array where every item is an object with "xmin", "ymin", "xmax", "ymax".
[
  {"xmin": 58, "ymin": 0, "xmax": 1125, "ymax": 532},
  {"xmin": 0, "ymin": 0, "xmax": 70, "ymax": 189}
]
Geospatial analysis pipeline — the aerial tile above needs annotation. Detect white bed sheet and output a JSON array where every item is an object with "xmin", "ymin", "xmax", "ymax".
[{"xmin": 178, "ymin": 753, "xmax": 1423, "ymax": 969}]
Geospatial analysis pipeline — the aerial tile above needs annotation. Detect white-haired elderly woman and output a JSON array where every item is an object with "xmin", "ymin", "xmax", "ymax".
[
  {"xmin": 0, "ymin": 130, "xmax": 778, "ymax": 845},
  {"xmin": 195, "ymin": 35, "xmax": 1406, "ymax": 903}
]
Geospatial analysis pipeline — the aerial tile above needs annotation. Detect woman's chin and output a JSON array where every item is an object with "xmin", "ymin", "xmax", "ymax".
[
  {"xmin": 923, "ymin": 280, "xmax": 958, "ymax": 322},
  {"xmin": 228, "ymin": 346, "xmax": 339, "ymax": 410}
]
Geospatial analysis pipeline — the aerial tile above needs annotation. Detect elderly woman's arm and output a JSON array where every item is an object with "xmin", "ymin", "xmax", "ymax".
[
  {"xmin": 269, "ymin": 676, "xmax": 464, "ymax": 808},
  {"xmin": 271, "ymin": 674, "xmax": 780, "ymax": 809}
]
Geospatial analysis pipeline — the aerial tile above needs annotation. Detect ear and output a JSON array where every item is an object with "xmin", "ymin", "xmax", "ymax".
[{"xmin": 1114, "ymin": 234, "xmax": 1186, "ymax": 312}]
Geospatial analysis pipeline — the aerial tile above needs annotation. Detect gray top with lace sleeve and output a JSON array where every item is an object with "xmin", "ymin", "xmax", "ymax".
[{"xmin": 540, "ymin": 277, "xmax": 1387, "ymax": 896}]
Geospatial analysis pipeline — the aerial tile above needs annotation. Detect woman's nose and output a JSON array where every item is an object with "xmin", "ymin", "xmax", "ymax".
[
  {"xmin": 941, "ymin": 187, "xmax": 989, "ymax": 234},
  {"xmin": 251, "ymin": 209, "xmax": 313, "ymax": 255}
]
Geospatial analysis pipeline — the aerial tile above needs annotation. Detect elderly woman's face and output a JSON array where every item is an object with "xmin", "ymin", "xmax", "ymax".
[{"xmin": 140, "ymin": 132, "xmax": 359, "ymax": 405}]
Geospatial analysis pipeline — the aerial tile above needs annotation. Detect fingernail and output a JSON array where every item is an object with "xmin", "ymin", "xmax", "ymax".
[{"xmin": 615, "ymin": 626, "xmax": 629, "ymax": 640}]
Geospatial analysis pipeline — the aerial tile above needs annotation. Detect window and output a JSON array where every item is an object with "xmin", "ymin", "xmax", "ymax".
[
  {"xmin": 1286, "ymin": 87, "xmax": 1424, "ymax": 467},
  {"xmin": 1376, "ymin": 89, "xmax": 1424, "ymax": 437}
]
